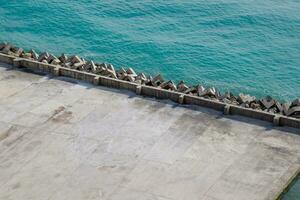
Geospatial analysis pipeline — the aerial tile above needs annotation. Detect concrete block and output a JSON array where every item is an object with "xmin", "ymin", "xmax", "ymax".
[
  {"xmin": 273, "ymin": 115, "xmax": 281, "ymax": 126},
  {"xmin": 287, "ymin": 106, "xmax": 300, "ymax": 117},
  {"xmin": 1, "ymin": 44, "xmax": 11, "ymax": 54},
  {"xmin": 58, "ymin": 53, "xmax": 68, "ymax": 63},
  {"xmin": 53, "ymin": 67, "xmax": 60, "ymax": 76},
  {"xmin": 136, "ymin": 73, "xmax": 147, "ymax": 82},
  {"xmin": 177, "ymin": 81, "xmax": 189, "ymax": 92},
  {"xmin": 71, "ymin": 55, "xmax": 82, "ymax": 64},
  {"xmin": 13, "ymin": 58, "xmax": 24, "ymax": 68},
  {"xmin": 29, "ymin": 49, "xmax": 39, "ymax": 60},
  {"xmin": 197, "ymin": 85, "xmax": 206, "ymax": 96},
  {"xmin": 291, "ymin": 98, "xmax": 300, "ymax": 107},
  {"xmin": 38, "ymin": 52, "xmax": 49, "ymax": 62},
  {"xmin": 237, "ymin": 93, "xmax": 256, "ymax": 104},
  {"xmin": 93, "ymin": 76, "xmax": 99, "ymax": 85},
  {"xmin": 136, "ymin": 85, "xmax": 142, "ymax": 95},
  {"xmin": 260, "ymin": 96, "xmax": 275, "ymax": 109},
  {"xmin": 178, "ymin": 94, "xmax": 184, "ymax": 104},
  {"xmin": 116, "ymin": 67, "xmax": 127, "ymax": 78},
  {"xmin": 0, "ymin": 42, "xmax": 7, "ymax": 50},
  {"xmin": 12, "ymin": 47, "xmax": 23, "ymax": 56},
  {"xmin": 223, "ymin": 104, "xmax": 231, "ymax": 115},
  {"xmin": 151, "ymin": 74, "xmax": 164, "ymax": 87},
  {"xmin": 126, "ymin": 67, "xmax": 137, "ymax": 76}
]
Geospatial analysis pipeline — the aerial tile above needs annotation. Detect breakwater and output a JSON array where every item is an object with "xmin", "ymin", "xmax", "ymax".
[{"xmin": 1, "ymin": 42, "xmax": 300, "ymax": 129}]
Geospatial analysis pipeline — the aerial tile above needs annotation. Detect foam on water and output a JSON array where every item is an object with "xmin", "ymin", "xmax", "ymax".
[{"xmin": 0, "ymin": 0, "xmax": 300, "ymax": 198}]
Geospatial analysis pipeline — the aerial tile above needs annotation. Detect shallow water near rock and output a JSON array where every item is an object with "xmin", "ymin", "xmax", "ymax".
[{"xmin": 0, "ymin": 0, "xmax": 299, "ymax": 198}]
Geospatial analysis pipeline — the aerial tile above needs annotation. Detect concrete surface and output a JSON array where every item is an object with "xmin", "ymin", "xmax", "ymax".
[{"xmin": 0, "ymin": 63, "xmax": 300, "ymax": 200}]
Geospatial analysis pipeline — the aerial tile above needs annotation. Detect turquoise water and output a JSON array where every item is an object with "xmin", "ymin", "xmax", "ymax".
[
  {"xmin": 0, "ymin": 1, "xmax": 299, "ymax": 198},
  {"xmin": 0, "ymin": 1, "xmax": 300, "ymax": 102},
  {"xmin": 283, "ymin": 177, "xmax": 300, "ymax": 200}
]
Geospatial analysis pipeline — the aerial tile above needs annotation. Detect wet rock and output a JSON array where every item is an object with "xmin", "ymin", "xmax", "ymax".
[
  {"xmin": 260, "ymin": 96, "xmax": 275, "ymax": 109},
  {"xmin": 237, "ymin": 93, "xmax": 256, "ymax": 104},
  {"xmin": 38, "ymin": 52, "xmax": 49, "ymax": 62},
  {"xmin": 177, "ymin": 81, "xmax": 189, "ymax": 93},
  {"xmin": 29, "ymin": 49, "xmax": 39, "ymax": 60},
  {"xmin": 291, "ymin": 98, "xmax": 300, "ymax": 107}
]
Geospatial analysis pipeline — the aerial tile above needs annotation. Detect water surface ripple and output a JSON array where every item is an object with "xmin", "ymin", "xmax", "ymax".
[{"xmin": 1, "ymin": 1, "xmax": 300, "ymax": 101}]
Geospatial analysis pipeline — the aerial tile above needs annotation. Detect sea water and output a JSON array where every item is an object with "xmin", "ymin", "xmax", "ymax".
[
  {"xmin": 0, "ymin": 1, "xmax": 299, "ymax": 102},
  {"xmin": 0, "ymin": 0, "xmax": 299, "ymax": 198}
]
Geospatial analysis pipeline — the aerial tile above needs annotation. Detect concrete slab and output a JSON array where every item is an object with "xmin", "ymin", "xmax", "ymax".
[{"xmin": 0, "ymin": 63, "xmax": 300, "ymax": 200}]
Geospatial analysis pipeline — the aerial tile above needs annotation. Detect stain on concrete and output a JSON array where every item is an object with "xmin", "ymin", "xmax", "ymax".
[
  {"xmin": 53, "ymin": 106, "xmax": 65, "ymax": 116},
  {"xmin": 24, "ymin": 140, "xmax": 42, "ymax": 152},
  {"xmin": 97, "ymin": 165, "xmax": 117, "ymax": 170},
  {"xmin": 52, "ymin": 111, "xmax": 73, "ymax": 123},
  {"xmin": 0, "ymin": 126, "xmax": 13, "ymax": 142},
  {"xmin": 47, "ymin": 106, "xmax": 73, "ymax": 123},
  {"xmin": 11, "ymin": 182, "xmax": 21, "ymax": 190},
  {"xmin": 0, "ymin": 74, "xmax": 16, "ymax": 81}
]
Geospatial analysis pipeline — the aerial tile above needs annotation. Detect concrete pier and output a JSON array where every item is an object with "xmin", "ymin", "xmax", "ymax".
[{"xmin": 0, "ymin": 62, "xmax": 300, "ymax": 200}]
